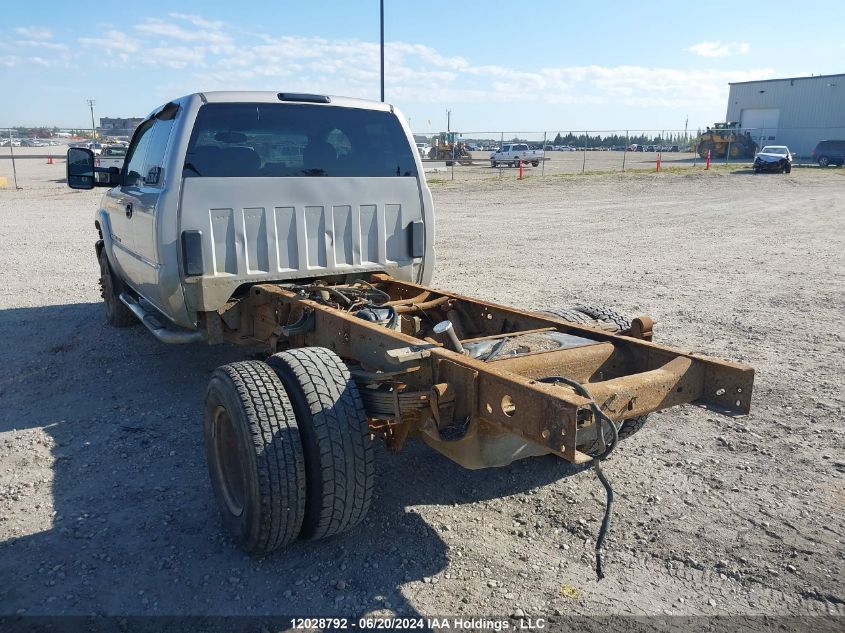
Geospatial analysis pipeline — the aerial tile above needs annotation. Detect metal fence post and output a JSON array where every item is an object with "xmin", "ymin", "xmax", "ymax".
[
  {"xmin": 541, "ymin": 131, "xmax": 546, "ymax": 176},
  {"xmin": 8, "ymin": 128, "xmax": 20, "ymax": 190},
  {"xmin": 622, "ymin": 130, "xmax": 628, "ymax": 171},
  {"xmin": 582, "ymin": 131, "xmax": 587, "ymax": 173},
  {"xmin": 499, "ymin": 131, "xmax": 503, "ymax": 178}
]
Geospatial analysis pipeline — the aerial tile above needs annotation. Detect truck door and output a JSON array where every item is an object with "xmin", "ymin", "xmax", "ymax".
[
  {"xmin": 128, "ymin": 116, "xmax": 175, "ymax": 308},
  {"xmin": 102, "ymin": 118, "xmax": 154, "ymax": 285}
]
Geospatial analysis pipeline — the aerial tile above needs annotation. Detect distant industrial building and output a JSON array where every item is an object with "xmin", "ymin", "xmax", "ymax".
[
  {"xmin": 726, "ymin": 73, "xmax": 845, "ymax": 156},
  {"xmin": 98, "ymin": 117, "xmax": 143, "ymax": 138}
]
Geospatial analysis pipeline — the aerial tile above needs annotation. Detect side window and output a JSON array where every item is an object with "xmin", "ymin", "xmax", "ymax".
[
  {"xmin": 142, "ymin": 119, "xmax": 175, "ymax": 187},
  {"xmin": 123, "ymin": 120, "xmax": 154, "ymax": 188}
]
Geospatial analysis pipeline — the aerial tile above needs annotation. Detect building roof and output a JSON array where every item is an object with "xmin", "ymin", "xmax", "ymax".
[{"xmin": 729, "ymin": 73, "xmax": 845, "ymax": 86}]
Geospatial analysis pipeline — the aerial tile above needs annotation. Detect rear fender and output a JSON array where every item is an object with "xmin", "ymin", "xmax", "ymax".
[{"xmin": 94, "ymin": 210, "xmax": 114, "ymax": 263}]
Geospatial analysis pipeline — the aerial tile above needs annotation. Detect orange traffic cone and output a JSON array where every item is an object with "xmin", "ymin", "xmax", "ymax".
[
  {"xmin": 705, "ymin": 150, "xmax": 711, "ymax": 170},
  {"xmin": 656, "ymin": 152, "xmax": 661, "ymax": 172},
  {"xmin": 518, "ymin": 159, "xmax": 523, "ymax": 180},
  {"xmin": 47, "ymin": 155, "xmax": 53, "ymax": 165}
]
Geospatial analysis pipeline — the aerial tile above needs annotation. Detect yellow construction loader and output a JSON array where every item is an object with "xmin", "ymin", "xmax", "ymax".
[
  {"xmin": 427, "ymin": 132, "xmax": 473, "ymax": 165},
  {"xmin": 697, "ymin": 122, "xmax": 757, "ymax": 159}
]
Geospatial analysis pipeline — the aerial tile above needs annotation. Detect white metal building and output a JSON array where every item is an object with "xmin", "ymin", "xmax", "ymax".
[{"xmin": 725, "ymin": 73, "xmax": 845, "ymax": 156}]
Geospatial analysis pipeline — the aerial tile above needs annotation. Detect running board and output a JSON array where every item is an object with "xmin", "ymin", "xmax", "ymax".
[{"xmin": 119, "ymin": 293, "xmax": 205, "ymax": 344}]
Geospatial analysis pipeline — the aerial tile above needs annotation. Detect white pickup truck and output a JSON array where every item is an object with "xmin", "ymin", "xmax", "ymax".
[
  {"xmin": 490, "ymin": 143, "xmax": 543, "ymax": 167},
  {"xmin": 63, "ymin": 91, "xmax": 753, "ymax": 572},
  {"xmin": 94, "ymin": 145, "xmax": 127, "ymax": 183}
]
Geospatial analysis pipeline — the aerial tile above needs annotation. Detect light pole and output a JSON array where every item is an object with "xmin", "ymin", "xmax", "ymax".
[
  {"xmin": 87, "ymin": 99, "xmax": 96, "ymax": 141},
  {"xmin": 379, "ymin": 0, "xmax": 384, "ymax": 102}
]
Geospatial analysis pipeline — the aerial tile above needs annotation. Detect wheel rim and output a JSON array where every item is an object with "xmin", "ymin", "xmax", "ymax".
[{"xmin": 212, "ymin": 405, "xmax": 246, "ymax": 517}]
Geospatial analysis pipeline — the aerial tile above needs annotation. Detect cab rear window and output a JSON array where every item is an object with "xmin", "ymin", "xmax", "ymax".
[{"xmin": 184, "ymin": 103, "xmax": 417, "ymax": 178}]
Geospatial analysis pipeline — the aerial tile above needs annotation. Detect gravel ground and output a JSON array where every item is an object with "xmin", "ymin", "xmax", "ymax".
[{"xmin": 0, "ymin": 159, "xmax": 843, "ymax": 626}]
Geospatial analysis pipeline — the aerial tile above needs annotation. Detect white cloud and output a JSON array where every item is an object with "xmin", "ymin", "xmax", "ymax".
[
  {"xmin": 146, "ymin": 46, "xmax": 207, "ymax": 69},
  {"xmin": 14, "ymin": 39, "xmax": 68, "ymax": 51},
  {"xmin": 135, "ymin": 17, "xmax": 231, "ymax": 45},
  {"xmin": 686, "ymin": 41, "xmax": 750, "ymax": 58},
  {"xmin": 185, "ymin": 34, "xmax": 774, "ymax": 112},
  {"xmin": 168, "ymin": 13, "xmax": 225, "ymax": 30},
  {"xmin": 14, "ymin": 26, "xmax": 52, "ymax": 39},
  {"xmin": 61, "ymin": 15, "xmax": 773, "ymax": 124},
  {"xmin": 79, "ymin": 30, "xmax": 141, "ymax": 54}
]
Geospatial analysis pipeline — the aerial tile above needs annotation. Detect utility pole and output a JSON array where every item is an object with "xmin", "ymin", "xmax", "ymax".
[
  {"xmin": 379, "ymin": 0, "xmax": 384, "ymax": 102},
  {"xmin": 87, "ymin": 99, "xmax": 96, "ymax": 141},
  {"xmin": 446, "ymin": 109, "xmax": 451, "ymax": 132},
  {"xmin": 684, "ymin": 115, "xmax": 688, "ymax": 143}
]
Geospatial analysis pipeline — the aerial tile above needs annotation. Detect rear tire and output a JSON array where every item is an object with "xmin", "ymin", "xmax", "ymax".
[
  {"xmin": 580, "ymin": 415, "xmax": 649, "ymax": 455},
  {"xmin": 97, "ymin": 247, "xmax": 136, "ymax": 328},
  {"xmin": 267, "ymin": 348, "xmax": 374, "ymax": 541},
  {"xmin": 784, "ymin": 162, "xmax": 792, "ymax": 174},
  {"xmin": 532, "ymin": 161, "xmax": 539, "ymax": 167},
  {"xmin": 204, "ymin": 361, "xmax": 306, "ymax": 554},
  {"xmin": 818, "ymin": 156, "xmax": 829, "ymax": 167},
  {"xmin": 540, "ymin": 303, "xmax": 648, "ymax": 453},
  {"xmin": 540, "ymin": 307, "xmax": 594, "ymax": 324},
  {"xmin": 571, "ymin": 303, "xmax": 632, "ymax": 333}
]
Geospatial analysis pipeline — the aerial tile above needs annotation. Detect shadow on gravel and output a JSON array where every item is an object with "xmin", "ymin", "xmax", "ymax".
[{"xmin": 0, "ymin": 302, "xmax": 582, "ymax": 621}]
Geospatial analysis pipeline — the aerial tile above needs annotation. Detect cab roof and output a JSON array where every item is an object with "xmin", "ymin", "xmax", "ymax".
[{"xmin": 192, "ymin": 91, "xmax": 393, "ymax": 113}]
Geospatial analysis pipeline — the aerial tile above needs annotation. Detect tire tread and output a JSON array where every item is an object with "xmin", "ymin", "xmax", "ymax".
[
  {"xmin": 267, "ymin": 348, "xmax": 374, "ymax": 540},
  {"xmin": 206, "ymin": 361, "xmax": 306, "ymax": 552}
]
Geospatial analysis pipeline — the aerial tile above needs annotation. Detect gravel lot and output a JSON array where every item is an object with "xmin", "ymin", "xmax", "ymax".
[{"xmin": 0, "ymin": 158, "xmax": 843, "ymax": 626}]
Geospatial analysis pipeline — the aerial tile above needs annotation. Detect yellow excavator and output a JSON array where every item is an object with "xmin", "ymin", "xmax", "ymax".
[
  {"xmin": 697, "ymin": 122, "xmax": 758, "ymax": 159},
  {"xmin": 427, "ymin": 132, "xmax": 473, "ymax": 166}
]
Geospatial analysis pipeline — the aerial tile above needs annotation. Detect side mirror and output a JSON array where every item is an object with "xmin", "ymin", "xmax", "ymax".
[{"xmin": 67, "ymin": 147, "xmax": 95, "ymax": 189}]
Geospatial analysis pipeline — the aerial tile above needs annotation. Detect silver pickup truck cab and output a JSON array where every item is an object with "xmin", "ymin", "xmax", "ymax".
[{"xmin": 67, "ymin": 91, "xmax": 435, "ymax": 342}]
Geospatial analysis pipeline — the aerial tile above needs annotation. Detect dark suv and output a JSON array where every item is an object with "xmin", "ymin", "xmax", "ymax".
[{"xmin": 811, "ymin": 140, "xmax": 845, "ymax": 167}]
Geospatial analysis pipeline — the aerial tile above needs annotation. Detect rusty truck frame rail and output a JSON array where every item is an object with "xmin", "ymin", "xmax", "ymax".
[{"xmin": 217, "ymin": 273, "xmax": 753, "ymax": 468}]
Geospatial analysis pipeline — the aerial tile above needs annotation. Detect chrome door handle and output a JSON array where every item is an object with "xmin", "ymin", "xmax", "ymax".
[{"xmin": 125, "ymin": 203, "xmax": 133, "ymax": 219}]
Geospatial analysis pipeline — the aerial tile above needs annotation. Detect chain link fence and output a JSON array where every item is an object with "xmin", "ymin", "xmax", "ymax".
[
  {"xmin": 413, "ymin": 126, "xmax": 842, "ymax": 181},
  {"xmin": 2, "ymin": 124, "xmax": 841, "ymax": 189},
  {"xmin": 0, "ymin": 127, "xmax": 99, "ymax": 189}
]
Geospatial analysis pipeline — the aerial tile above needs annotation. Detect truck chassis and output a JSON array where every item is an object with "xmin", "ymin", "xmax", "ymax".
[
  {"xmin": 221, "ymin": 274, "xmax": 751, "ymax": 461},
  {"xmin": 201, "ymin": 273, "xmax": 753, "ymax": 568}
]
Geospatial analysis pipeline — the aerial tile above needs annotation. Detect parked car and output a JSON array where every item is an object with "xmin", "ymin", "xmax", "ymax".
[
  {"xmin": 94, "ymin": 145, "xmax": 128, "ymax": 182},
  {"xmin": 670, "ymin": 145, "xmax": 679, "ymax": 152},
  {"xmin": 490, "ymin": 143, "xmax": 543, "ymax": 167},
  {"xmin": 415, "ymin": 142, "xmax": 431, "ymax": 158},
  {"xmin": 811, "ymin": 139, "xmax": 845, "ymax": 167},
  {"xmin": 754, "ymin": 145, "xmax": 793, "ymax": 173},
  {"xmin": 646, "ymin": 145, "xmax": 656, "ymax": 152}
]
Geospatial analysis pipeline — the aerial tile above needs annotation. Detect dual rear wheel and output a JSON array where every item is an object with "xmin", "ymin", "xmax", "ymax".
[{"xmin": 204, "ymin": 348, "xmax": 374, "ymax": 554}]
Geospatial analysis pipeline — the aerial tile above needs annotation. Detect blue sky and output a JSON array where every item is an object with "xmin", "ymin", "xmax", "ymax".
[{"xmin": 0, "ymin": 0, "xmax": 842, "ymax": 133}]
